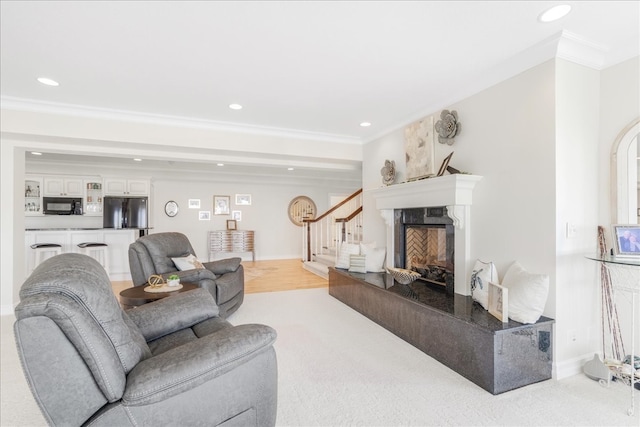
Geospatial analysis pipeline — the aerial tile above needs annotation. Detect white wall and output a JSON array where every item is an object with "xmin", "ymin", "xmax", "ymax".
[{"xmin": 554, "ymin": 59, "xmax": 601, "ymax": 369}]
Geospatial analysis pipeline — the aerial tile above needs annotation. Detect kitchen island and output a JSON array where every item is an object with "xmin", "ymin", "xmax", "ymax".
[{"xmin": 25, "ymin": 228, "xmax": 143, "ymax": 280}]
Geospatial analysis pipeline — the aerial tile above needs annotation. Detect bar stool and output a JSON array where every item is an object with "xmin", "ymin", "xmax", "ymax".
[
  {"xmin": 30, "ymin": 243, "xmax": 63, "ymax": 271},
  {"xmin": 77, "ymin": 242, "xmax": 109, "ymax": 274}
]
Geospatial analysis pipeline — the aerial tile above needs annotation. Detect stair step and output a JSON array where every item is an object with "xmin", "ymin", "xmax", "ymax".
[
  {"xmin": 314, "ymin": 253, "xmax": 335, "ymax": 267},
  {"xmin": 303, "ymin": 261, "xmax": 329, "ymax": 280}
]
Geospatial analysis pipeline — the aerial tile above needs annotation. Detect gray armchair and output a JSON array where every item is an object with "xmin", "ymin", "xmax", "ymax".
[
  {"xmin": 128, "ymin": 232, "xmax": 244, "ymax": 318},
  {"xmin": 14, "ymin": 253, "xmax": 277, "ymax": 426}
]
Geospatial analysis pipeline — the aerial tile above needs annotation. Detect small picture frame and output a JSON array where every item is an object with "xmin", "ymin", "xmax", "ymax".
[
  {"xmin": 226, "ymin": 219, "xmax": 237, "ymax": 230},
  {"xmin": 488, "ymin": 282, "xmax": 509, "ymax": 323},
  {"xmin": 232, "ymin": 210, "xmax": 242, "ymax": 221},
  {"xmin": 612, "ymin": 224, "xmax": 640, "ymax": 257},
  {"xmin": 188, "ymin": 199, "xmax": 200, "ymax": 209},
  {"xmin": 214, "ymin": 195, "xmax": 230, "ymax": 215},
  {"xmin": 198, "ymin": 211, "xmax": 211, "ymax": 221},
  {"xmin": 437, "ymin": 152, "xmax": 454, "ymax": 177},
  {"xmin": 235, "ymin": 194, "xmax": 252, "ymax": 205}
]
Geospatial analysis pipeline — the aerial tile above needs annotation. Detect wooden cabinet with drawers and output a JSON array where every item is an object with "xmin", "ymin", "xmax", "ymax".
[{"xmin": 208, "ymin": 230, "xmax": 255, "ymax": 261}]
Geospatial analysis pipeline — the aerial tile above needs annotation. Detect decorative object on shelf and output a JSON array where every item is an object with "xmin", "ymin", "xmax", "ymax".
[
  {"xmin": 488, "ymin": 282, "xmax": 508, "ymax": 323},
  {"xmin": 437, "ymin": 152, "xmax": 454, "ymax": 176},
  {"xmin": 164, "ymin": 200, "xmax": 179, "ymax": 217},
  {"xmin": 288, "ymin": 196, "xmax": 316, "ymax": 226},
  {"xmin": 235, "ymin": 194, "xmax": 252, "ymax": 205},
  {"xmin": 188, "ymin": 199, "xmax": 200, "ymax": 209},
  {"xmin": 227, "ymin": 219, "xmax": 237, "ymax": 230},
  {"xmin": 470, "ymin": 259, "xmax": 499, "ymax": 310},
  {"xmin": 167, "ymin": 274, "xmax": 180, "ymax": 287},
  {"xmin": 435, "ymin": 109, "xmax": 460, "ymax": 145},
  {"xmin": 147, "ymin": 274, "xmax": 165, "ymax": 288},
  {"xmin": 387, "ymin": 267, "xmax": 421, "ymax": 285},
  {"xmin": 611, "ymin": 224, "xmax": 640, "ymax": 257},
  {"xmin": 214, "ymin": 195, "xmax": 231, "ymax": 215},
  {"xmin": 380, "ymin": 159, "xmax": 396, "ymax": 185},
  {"xmin": 405, "ymin": 115, "xmax": 435, "ymax": 181}
]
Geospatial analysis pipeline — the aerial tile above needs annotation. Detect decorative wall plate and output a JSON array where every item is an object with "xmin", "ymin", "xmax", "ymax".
[
  {"xmin": 288, "ymin": 196, "xmax": 316, "ymax": 226},
  {"xmin": 164, "ymin": 200, "xmax": 179, "ymax": 217}
]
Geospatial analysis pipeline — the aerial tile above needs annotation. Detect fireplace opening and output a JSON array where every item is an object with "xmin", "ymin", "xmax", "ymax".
[{"xmin": 394, "ymin": 207, "xmax": 454, "ymax": 295}]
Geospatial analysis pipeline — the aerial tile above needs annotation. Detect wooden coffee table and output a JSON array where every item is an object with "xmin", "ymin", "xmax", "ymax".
[{"xmin": 119, "ymin": 282, "xmax": 199, "ymax": 309}]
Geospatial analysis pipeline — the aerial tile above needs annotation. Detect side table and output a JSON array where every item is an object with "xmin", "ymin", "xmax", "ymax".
[{"xmin": 119, "ymin": 282, "xmax": 199, "ymax": 309}]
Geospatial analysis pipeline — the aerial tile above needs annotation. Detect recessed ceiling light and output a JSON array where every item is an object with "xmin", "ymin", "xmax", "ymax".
[
  {"xmin": 31, "ymin": 152, "xmax": 42, "ymax": 156},
  {"xmin": 287, "ymin": 167, "xmax": 294, "ymax": 171},
  {"xmin": 217, "ymin": 163, "xmax": 224, "ymax": 166},
  {"xmin": 360, "ymin": 122, "xmax": 372, "ymax": 127},
  {"xmin": 133, "ymin": 158, "xmax": 142, "ymax": 162},
  {"xmin": 229, "ymin": 104, "xmax": 243, "ymax": 110},
  {"xmin": 37, "ymin": 77, "xmax": 59, "ymax": 86},
  {"xmin": 538, "ymin": 4, "xmax": 571, "ymax": 23}
]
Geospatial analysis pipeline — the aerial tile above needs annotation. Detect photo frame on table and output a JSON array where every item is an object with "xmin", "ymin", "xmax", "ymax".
[
  {"xmin": 198, "ymin": 211, "xmax": 211, "ymax": 221},
  {"xmin": 226, "ymin": 220, "xmax": 237, "ymax": 230},
  {"xmin": 437, "ymin": 152, "xmax": 454, "ymax": 177},
  {"xmin": 612, "ymin": 224, "xmax": 640, "ymax": 257},
  {"xmin": 188, "ymin": 199, "xmax": 200, "ymax": 209},
  {"xmin": 214, "ymin": 195, "xmax": 230, "ymax": 215},
  {"xmin": 235, "ymin": 194, "xmax": 252, "ymax": 205},
  {"xmin": 488, "ymin": 282, "xmax": 509, "ymax": 323}
]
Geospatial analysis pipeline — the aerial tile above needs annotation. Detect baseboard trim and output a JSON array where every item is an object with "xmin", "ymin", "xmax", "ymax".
[{"xmin": 554, "ymin": 352, "xmax": 595, "ymax": 380}]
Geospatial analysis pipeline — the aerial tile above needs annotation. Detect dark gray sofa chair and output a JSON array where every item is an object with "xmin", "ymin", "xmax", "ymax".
[
  {"xmin": 14, "ymin": 253, "xmax": 277, "ymax": 426},
  {"xmin": 128, "ymin": 232, "xmax": 244, "ymax": 318}
]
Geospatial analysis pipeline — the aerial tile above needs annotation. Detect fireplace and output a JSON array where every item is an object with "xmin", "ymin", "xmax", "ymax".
[
  {"xmin": 368, "ymin": 174, "xmax": 482, "ymax": 295},
  {"xmin": 394, "ymin": 207, "xmax": 455, "ymax": 295}
]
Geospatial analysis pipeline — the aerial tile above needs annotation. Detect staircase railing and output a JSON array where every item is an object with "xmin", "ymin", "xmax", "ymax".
[{"xmin": 302, "ymin": 188, "xmax": 362, "ymax": 261}]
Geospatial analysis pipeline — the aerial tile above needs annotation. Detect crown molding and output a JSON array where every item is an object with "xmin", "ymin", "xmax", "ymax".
[{"xmin": 0, "ymin": 96, "xmax": 363, "ymax": 145}]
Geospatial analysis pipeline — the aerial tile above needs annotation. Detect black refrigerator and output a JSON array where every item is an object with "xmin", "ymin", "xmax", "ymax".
[{"xmin": 103, "ymin": 196, "xmax": 148, "ymax": 230}]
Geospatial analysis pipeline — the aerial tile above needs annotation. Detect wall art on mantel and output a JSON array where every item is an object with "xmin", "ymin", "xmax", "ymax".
[{"xmin": 404, "ymin": 115, "xmax": 435, "ymax": 181}]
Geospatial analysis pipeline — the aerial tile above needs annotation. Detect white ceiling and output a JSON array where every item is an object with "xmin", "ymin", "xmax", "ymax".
[{"xmin": 1, "ymin": 1, "xmax": 639, "ymax": 176}]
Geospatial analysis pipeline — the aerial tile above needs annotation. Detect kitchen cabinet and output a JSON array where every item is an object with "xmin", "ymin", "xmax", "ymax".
[
  {"xmin": 44, "ymin": 177, "xmax": 84, "ymax": 196},
  {"xmin": 103, "ymin": 178, "xmax": 149, "ymax": 196},
  {"xmin": 84, "ymin": 179, "xmax": 103, "ymax": 216},
  {"xmin": 24, "ymin": 176, "xmax": 43, "ymax": 215}
]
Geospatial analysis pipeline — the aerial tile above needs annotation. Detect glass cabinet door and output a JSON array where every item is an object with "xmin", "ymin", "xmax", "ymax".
[
  {"xmin": 84, "ymin": 180, "xmax": 103, "ymax": 215},
  {"xmin": 25, "ymin": 177, "xmax": 42, "ymax": 215}
]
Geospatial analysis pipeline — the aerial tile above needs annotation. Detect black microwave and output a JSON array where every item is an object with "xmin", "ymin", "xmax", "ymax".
[{"xmin": 43, "ymin": 197, "xmax": 83, "ymax": 215}]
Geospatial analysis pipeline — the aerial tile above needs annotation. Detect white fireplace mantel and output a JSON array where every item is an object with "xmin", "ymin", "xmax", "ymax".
[{"xmin": 367, "ymin": 174, "xmax": 482, "ymax": 295}]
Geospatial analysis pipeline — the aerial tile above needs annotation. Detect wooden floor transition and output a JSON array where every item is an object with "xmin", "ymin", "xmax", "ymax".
[{"xmin": 111, "ymin": 259, "xmax": 328, "ymax": 297}]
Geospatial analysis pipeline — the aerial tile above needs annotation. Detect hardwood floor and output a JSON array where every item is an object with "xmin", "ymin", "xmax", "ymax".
[{"xmin": 111, "ymin": 258, "xmax": 327, "ymax": 297}]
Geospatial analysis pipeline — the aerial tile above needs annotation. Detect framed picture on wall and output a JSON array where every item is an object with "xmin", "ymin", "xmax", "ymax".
[
  {"xmin": 214, "ymin": 196, "xmax": 230, "ymax": 215},
  {"xmin": 198, "ymin": 211, "xmax": 211, "ymax": 221},
  {"xmin": 226, "ymin": 220, "xmax": 237, "ymax": 230},
  {"xmin": 232, "ymin": 210, "xmax": 242, "ymax": 221},
  {"xmin": 235, "ymin": 194, "xmax": 252, "ymax": 205},
  {"xmin": 612, "ymin": 224, "xmax": 640, "ymax": 257},
  {"xmin": 188, "ymin": 199, "xmax": 200, "ymax": 209}
]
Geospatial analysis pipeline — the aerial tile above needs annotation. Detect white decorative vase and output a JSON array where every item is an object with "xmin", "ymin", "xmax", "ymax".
[{"xmin": 168, "ymin": 279, "xmax": 180, "ymax": 287}]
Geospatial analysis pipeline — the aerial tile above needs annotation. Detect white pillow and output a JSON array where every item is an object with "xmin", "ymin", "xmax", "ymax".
[
  {"xmin": 172, "ymin": 254, "xmax": 205, "ymax": 271},
  {"xmin": 360, "ymin": 245, "xmax": 386, "ymax": 272},
  {"xmin": 335, "ymin": 243, "xmax": 360, "ymax": 269},
  {"xmin": 348, "ymin": 254, "xmax": 367, "ymax": 273},
  {"xmin": 470, "ymin": 260, "xmax": 499, "ymax": 310},
  {"xmin": 501, "ymin": 262, "xmax": 549, "ymax": 324}
]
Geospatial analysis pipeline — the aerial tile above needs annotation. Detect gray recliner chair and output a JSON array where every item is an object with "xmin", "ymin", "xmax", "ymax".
[
  {"xmin": 128, "ymin": 232, "xmax": 244, "ymax": 318},
  {"xmin": 14, "ymin": 253, "xmax": 277, "ymax": 426}
]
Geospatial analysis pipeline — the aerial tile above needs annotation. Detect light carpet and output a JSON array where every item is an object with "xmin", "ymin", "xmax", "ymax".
[{"xmin": 2, "ymin": 288, "xmax": 639, "ymax": 426}]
